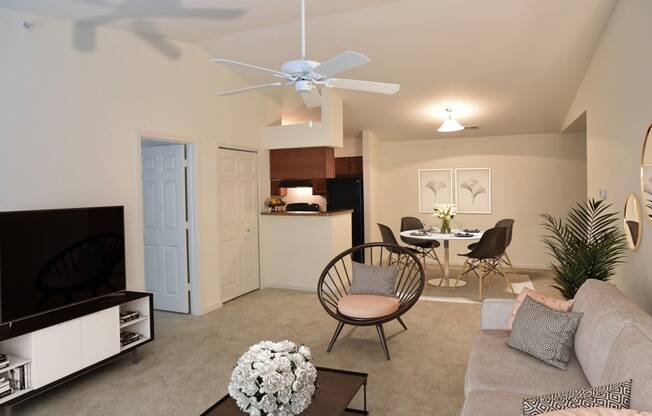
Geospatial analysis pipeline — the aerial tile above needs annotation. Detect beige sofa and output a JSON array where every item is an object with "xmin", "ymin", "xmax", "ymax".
[{"xmin": 462, "ymin": 280, "xmax": 652, "ymax": 415}]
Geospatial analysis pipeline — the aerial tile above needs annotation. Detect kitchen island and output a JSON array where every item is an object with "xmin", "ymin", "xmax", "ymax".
[{"xmin": 260, "ymin": 209, "xmax": 353, "ymax": 291}]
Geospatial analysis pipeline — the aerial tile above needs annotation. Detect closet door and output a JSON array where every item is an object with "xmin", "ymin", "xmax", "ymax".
[{"xmin": 218, "ymin": 148, "xmax": 260, "ymax": 302}]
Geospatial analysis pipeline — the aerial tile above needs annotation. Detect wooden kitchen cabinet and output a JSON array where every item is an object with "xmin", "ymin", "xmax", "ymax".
[
  {"xmin": 270, "ymin": 180, "xmax": 287, "ymax": 196},
  {"xmin": 311, "ymin": 179, "xmax": 327, "ymax": 195},
  {"xmin": 335, "ymin": 156, "xmax": 363, "ymax": 177},
  {"xmin": 270, "ymin": 147, "xmax": 335, "ymax": 180}
]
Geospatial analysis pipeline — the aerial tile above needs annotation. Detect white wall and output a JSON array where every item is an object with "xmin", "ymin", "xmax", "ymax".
[
  {"xmin": 372, "ymin": 133, "xmax": 587, "ymax": 268},
  {"xmin": 362, "ymin": 130, "xmax": 383, "ymax": 243},
  {"xmin": 564, "ymin": 0, "xmax": 652, "ymax": 312},
  {"xmin": 334, "ymin": 138, "xmax": 363, "ymax": 158},
  {"xmin": 262, "ymin": 89, "xmax": 343, "ymax": 149},
  {"xmin": 260, "ymin": 213, "xmax": 352, "ymax": 291},
  {"xmin": 0, "ymin": 9, "xmax": 276, "ymax": 313}
]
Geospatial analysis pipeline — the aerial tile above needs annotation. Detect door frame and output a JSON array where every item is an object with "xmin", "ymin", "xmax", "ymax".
[
  {"xmin": 137, "ymin": 131, "xmax": 200, "ymax": 315},
  {"xmin": 216, "ymin": 144, "xmax": 261, "ymax": 303}
]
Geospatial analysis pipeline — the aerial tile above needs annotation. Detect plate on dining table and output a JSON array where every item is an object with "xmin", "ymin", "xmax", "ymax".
[
  {"xmin": 409, "ymin": 230, "xmax": 429, "ymax": 236},
  {"xmin": 463, "ymin": 228, "xmax": 481, "ymax": 233},
  {"xmin": 455, "ymin": 232, "xmax": 474, "ymax": 237}
]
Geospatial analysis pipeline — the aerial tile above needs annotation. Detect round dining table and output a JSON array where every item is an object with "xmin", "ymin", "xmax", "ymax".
[{"xmin": 399, "ymin": 229, "xmax": 483, "ymax": 288}]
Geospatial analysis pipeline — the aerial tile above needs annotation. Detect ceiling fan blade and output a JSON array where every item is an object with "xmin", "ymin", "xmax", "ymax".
[
  {"xmin": 212, "ymin": 59, "xmax": 291, "ymax": 79},
  {"xmin": 218, "ymin": 82, "xmax": 285, "ymax": 96},
  {"xmin": 130, "ymin": 20, "xmax": 181, "ymax": 59},
  {"xmin": 300, "ymin": 87, "xmax": 321, "ymax": 108},
  {"xmin": 313, "ymin": 51, "xmax": 370, "ymax": 78},
  {"xmin": 327, "ymin": 79, "xmax": 400, "ymax": 94}
]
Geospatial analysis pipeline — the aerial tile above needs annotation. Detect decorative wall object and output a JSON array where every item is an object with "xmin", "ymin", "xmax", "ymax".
[
  {"xmin": 623, "ymin": 194, "xmax": 641, "ymax": 250},
  {"xmin": 642, "ymin": 123, "xmax": 652, "ymax": 224},
  {"xmin": 418, "ymin": 169, "xmax": 453, "ymax": 212},
  {"xmin": 455, "ymin": 168, "xmax": 492, "ymax": 214}
]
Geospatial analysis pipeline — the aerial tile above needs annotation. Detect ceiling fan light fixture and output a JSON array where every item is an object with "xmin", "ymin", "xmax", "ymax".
[
  {"xmin": 437, "ymin": 108, "xmax": 465, "ymax": 133},
  {"xmin": 212, "ymin": 0, "xmax": 400, "ymax": 108}
]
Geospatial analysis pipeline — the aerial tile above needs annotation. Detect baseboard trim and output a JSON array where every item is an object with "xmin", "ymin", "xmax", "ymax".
[
  {"xmin": 430, "ymin": 260, "xmax": 549, "ymax": 270},
  {"xmin": 263, "ymin": 284, "xmax": 317, "ymax": 292}
]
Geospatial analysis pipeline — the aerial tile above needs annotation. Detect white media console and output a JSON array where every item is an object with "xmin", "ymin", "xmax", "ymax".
[{"xmin": 0, "ymin": 292, "xmax": 153, "ymax": 414}]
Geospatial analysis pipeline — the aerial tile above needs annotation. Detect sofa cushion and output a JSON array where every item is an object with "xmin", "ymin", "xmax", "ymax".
[
  {"xmin": 337, "ymin": 294, "xmax": 400, "ymax": 319},
  {"xmin": 507, "ymin": 297, "xmax": 583, "ymax": 370},
  {"xmin": 600, "ymin": 324, "xmax": 652, "ymax": 411},
  {"xmin": 508, "ymin": 288, "xmax": 575, "ymax": 329},
  {"xmin": 461, "ymin": 389, "xmax": 524, "ymax": 416},
  {"xmin": 466, "ymin": 330, "xmax": 590, "ymax": 396},
  {"xmin": 572, "ymin": 280, "xmax": 651, "ymax": 385},
  {"xmin": 541, "ymin": 409, "xmax": 652, "ymax": 416},
  {"xmin": 521, "ymin": 379, "xmax": 632, "ymax": 416}
]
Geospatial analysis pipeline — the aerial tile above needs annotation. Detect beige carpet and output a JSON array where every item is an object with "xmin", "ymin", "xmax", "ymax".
[{"xmin": 12, "ymin": 270, "xmax": 560, "ymax": 416}]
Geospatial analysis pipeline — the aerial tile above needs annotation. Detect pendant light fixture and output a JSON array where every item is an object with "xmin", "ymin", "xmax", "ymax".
[{"xmin": 437, "ymin": 107, "xmax": 465, "ymax": 133}]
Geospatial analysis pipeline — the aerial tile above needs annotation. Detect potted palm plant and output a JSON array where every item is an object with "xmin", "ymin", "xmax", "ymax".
[{"xmin": 541, "ymin": 199, "xmax": 628, "ymax": 299}]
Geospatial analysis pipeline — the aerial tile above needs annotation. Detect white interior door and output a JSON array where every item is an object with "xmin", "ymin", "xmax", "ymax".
[
  {"xmin": 218, "ymin": 148, "xmax": 260, "ymax": 302},
  {"xmin": 142, "ymin": 144, "xmax": 190, "ymax": 313}
]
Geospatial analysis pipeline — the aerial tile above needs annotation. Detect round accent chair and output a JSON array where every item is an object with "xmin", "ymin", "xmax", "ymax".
[{"xmin": 317, "ymin": 242, "xmax": 425, "ymax": 360}]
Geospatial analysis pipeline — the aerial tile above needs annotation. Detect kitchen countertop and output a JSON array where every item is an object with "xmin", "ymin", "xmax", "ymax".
[{"xmin": 261, "ymin": 209, "xmax": 354, "ymax": 217}]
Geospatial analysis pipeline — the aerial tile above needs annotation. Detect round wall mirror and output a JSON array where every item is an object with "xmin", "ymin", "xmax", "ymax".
[
  {"xmin": 641, "ymin": 123, "xmax": 652, "ymax": 226},
  {"xmin": 624, "ymin": 194, "xmax": 642, "ymax": 250}
]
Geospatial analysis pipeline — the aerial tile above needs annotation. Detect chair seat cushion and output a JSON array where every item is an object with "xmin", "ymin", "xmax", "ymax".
[{"xmin": 337, "ymin": 294, "xmax": 400, "ymax": 319}]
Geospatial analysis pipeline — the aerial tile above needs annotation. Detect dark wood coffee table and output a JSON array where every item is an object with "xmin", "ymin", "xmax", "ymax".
[{"xmin": 201, "ymin": 367, "xmax": 368, "ymax": 415}]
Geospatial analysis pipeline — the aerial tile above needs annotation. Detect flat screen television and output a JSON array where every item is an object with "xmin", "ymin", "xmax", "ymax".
[{"xmin": 0, "ymin": 206, "xmax": 126, "ymax": 323}]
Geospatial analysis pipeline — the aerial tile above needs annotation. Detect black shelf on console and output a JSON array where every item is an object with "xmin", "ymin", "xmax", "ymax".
[{"xmin": 0, "ymin": 291, "xmax": 151, "ymax": 342}]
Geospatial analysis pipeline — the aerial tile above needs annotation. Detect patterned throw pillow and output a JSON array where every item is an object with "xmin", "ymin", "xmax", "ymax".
[
  {"xmin": 349, "ymin": 261, "xmax": 399, "ymax": 297},
  {"xmin": 507, "ymin": 296, "xmax": 583, "ymax": 370},
  {"xmin": 521, "ymin": 379, "xmax": 632, "ymax": 416}
]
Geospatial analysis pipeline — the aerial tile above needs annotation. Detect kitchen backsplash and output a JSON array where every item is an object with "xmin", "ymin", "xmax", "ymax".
[{"xmin": 282, "ymin": 187, "xmax": 327, "ymax": 211}]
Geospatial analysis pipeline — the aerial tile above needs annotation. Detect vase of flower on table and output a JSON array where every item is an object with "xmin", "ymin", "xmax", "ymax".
[
  {"xmin": 433, "ymin": 203, "xmax": 456, "ymax": 234},
  {"xmin": 228, "ymin": 340, "xmax": 317, "ymax": 416}
]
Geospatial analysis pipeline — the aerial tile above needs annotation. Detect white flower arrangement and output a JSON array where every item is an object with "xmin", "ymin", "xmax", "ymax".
[
  {"xmin": 432, "ymin": 203, "xmax": 457, "ymax": 220},
  {"xmin": 228, "ymin": 340, "xmax": 317, "ymax": 416}
]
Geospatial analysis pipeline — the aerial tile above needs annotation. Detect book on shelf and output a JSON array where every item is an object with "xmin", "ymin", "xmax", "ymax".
[
  {"xmin": 119, "ymin": 311, "xmax": 140, "ymax": 324},
  {"xmin": 0, "ymin": 358, "xmax": 31, "ymax": 391},
  {"xmin": 0, "ymin": 389, "xmax": 13, "ymax": 399},
  {"xmin": 24, "ymin": 363, "xmax": 31, "ymax": 390},
  {"xmin": 120, "ymin": 334, "xmax": 141, "ymax": 342},
  {"xmin": 120, "ymin": 331, "xmax": 143, "ymax": 347}
]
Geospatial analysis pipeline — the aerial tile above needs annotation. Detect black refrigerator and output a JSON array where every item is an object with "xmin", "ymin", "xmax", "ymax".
[{"xmin": 327, "ymin": 176, "xmax": 365, "ymax": 262}]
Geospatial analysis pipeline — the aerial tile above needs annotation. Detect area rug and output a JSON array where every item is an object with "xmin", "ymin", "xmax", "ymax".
[{"xmin": 419, "ymin": 265, "xmax": 556, "ymax": 304}]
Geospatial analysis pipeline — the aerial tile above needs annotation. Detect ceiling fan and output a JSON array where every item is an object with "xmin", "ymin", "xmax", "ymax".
[{"xmin": 212, "ymin": 0, "xmax": 400, "ymax": 108}]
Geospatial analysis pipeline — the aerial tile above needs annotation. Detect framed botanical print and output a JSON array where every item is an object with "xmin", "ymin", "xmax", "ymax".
[
  {"xmin": 455, "ymin": 168, "xmax": 492, "ymax": 214},
  {"xmin": 418, "ymin": 169, "xmax": 453, "ymax": 212}
]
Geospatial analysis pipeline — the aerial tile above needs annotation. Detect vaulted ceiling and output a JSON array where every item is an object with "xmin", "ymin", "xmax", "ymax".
[{"xmin": 3, "ymin": 0, "xmax": 616, "ymax": 139}]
